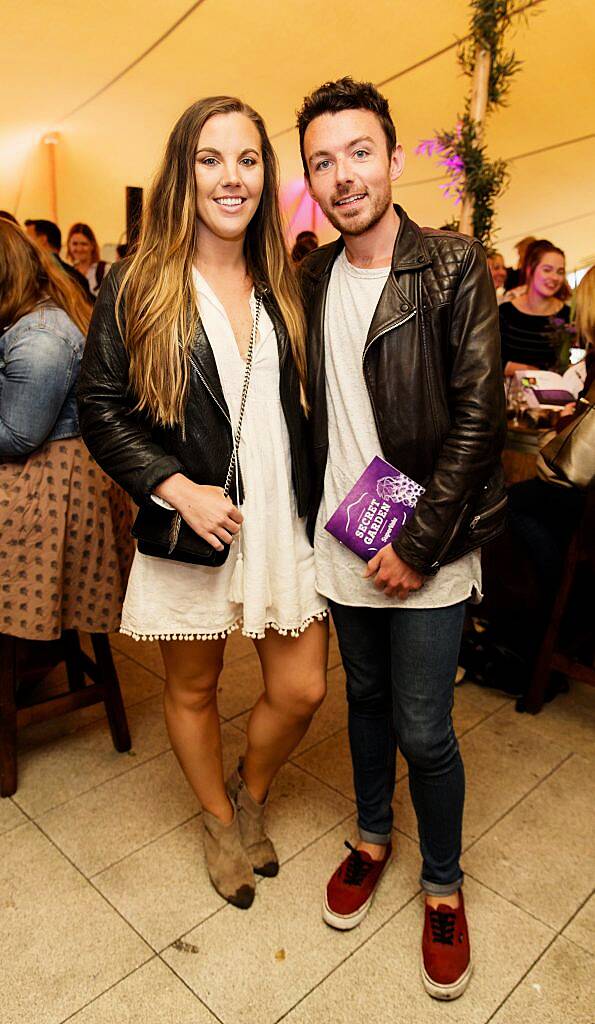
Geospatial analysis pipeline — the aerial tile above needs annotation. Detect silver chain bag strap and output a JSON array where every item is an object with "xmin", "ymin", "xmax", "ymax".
[{"xmin": 167, "ymin": 293, "xmax": 262, "ymax": 555}]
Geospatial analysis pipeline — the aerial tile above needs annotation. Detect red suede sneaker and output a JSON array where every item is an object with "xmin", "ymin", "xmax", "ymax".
[
  {"xmin": 323, "ymin": 840, "xmax": 392, "ymax": 930},
  {"xmin": 421, "ymin": 890, "xmax": 472, "ymax": 1000}
]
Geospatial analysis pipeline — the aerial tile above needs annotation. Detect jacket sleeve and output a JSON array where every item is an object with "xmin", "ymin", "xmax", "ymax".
[
  {"xmin": 0, "ymin": 325, "xmax": 78, "ymax": 457},
  {"xmin": 394, "ymin": 240, "xmax": 506, "ymax": 575},
  {"xmin": 77, "ymin": 269, "xmax": 183, "ymax": 505}
]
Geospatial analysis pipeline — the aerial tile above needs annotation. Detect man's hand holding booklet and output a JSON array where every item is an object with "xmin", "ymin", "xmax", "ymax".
[{"xmin": 324, "ymin": 455, "xmax": 426, "ymax": 598}]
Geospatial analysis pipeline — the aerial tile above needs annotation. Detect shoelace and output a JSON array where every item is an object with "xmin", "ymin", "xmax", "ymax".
[
  {"xmin": 342, "ymin": 841, "xmax": 374, "ymax": 887},
  {"xmin": 429, "ymin": 908, "xmax": 457, "ymax": 945}
]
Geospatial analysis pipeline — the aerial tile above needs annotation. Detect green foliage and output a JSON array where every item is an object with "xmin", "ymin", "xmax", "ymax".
[
  {"xmin": 417, "ymin": 0, "xmax": 536, "ymax": 248},
  {"xmin": 459, "ymin": 116, "xmax": 509, "ymax": 242},
  {"xmin": 459, "ymin": 0, "xmax": 523, "ymax": 110}
]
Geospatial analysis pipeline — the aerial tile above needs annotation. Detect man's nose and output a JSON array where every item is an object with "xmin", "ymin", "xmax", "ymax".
[{"xmin": 334, "ymin": 156, "xmax": 354, "ymax": 186}]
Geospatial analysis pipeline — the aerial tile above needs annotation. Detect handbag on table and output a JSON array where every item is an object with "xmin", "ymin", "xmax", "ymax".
[
  {"xmin": 131, "ymin": 295, "xmax": 262, "ymax": 566},
  {"xmin": 541, "ymin": 378, "xmax": 595, "ymax": 490}
]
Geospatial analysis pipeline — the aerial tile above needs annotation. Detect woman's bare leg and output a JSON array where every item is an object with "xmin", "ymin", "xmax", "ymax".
[
  {"xmin": 160, "ymin": 637, "xmax": 232, "ymax": 822},
  {"xmin": 242, "ymin": 617, "xmax": 328, "ymax": 802}
]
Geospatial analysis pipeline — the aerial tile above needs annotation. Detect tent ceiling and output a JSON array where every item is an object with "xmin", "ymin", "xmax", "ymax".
[{"xmin": 2, "ymin": 0, "xmax": 594, "ymax": 267}]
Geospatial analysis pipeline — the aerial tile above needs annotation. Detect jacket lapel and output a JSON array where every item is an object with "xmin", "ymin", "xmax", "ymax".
[{"xmin": 190, "ymin": 320, "xmax": 231, "ymax": 422}]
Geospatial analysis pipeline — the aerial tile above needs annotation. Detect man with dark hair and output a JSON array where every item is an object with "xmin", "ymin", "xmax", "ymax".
[
  {"xmin": 26, "ymin": 219, "xmax": 92, "ymax": 303},
  {"xmin": 297, "ymin": 77, "xmax": 506, "ymax": 1000}
]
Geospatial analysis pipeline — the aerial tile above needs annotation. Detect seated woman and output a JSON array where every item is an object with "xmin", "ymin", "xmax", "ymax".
[
  {"xmin": 500, "ymin": 239, "xmax": 571, "ymax": 376},
  {"xmin": 466, "ymin": 266, "xmax": 595, "ymax": 699},
  {"xmin": 0, "ymin": 219, "xmax": 132, "ymax": 641}
]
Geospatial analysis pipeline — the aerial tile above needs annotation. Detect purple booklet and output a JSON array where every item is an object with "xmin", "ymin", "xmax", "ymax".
[{"xmin": 325, "ymin": 456, "xmax": 425, "ymax": 561}]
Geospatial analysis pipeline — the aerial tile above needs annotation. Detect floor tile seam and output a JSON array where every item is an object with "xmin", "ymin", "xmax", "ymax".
[
  {"xmin": 462, "ymin": 750, "xmax": 575, "ymax": 856},
  {"xmin": 557, "ymin": 885, "xmax": 595, "ymax": 943},
  {"xmin": 56, "ymin": 953, "xmax": 159, "ymax": 1024},
  {"xmin": 90, "ymin": 810, "xmax": 202, "ymax": 882},
  {"xmin": 454, "ymin": 694, "xmax": 515, "ymax": 740},
  {"xmin": 559, "ymin": 932, "xmax": 595, "ymax": 959},
  {"xmin": 288, "ymin": 722, "xmax": 348, "ymax": 759},
  {"xmin": 283, "ymin": 758, "xmax": 357, "ymax": 806},
  {"xmin": 219, "ymin": 704, "xmax": 258, "ymax": 724},
  {"xmin": 155, "ymin": 952, "xmax": 227, "ymax": 1024},
  {"xmin": 483, "ymin": 929, "xmax": 561, "ymax": 1024},
  {"xmin": 30, "ymin": 814, "xmax": 162, "ymax": 955},
  {"xmin": 0, "ymin": 816, "xmax": 30, "ymax": 838},
  {"xmin": 109, "ymin": 649, "xmax": 166, "ymax": 682},
  {"xmin": 159, "ymin": 808, "xmax": 359, "ymax": 952},
  {"xmin": 20, "ymin": 745, "xmax": 174, "ymax": 821},
  {"xmin": 463, "ymin": 870, "xmax": 560, "ymax": 933},
  {"xmin": 272, "ymin": 887, "xmax": 423, "ymax": 1023}
]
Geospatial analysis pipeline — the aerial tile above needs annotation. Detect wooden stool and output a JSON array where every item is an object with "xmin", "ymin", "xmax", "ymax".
[
  {"xmin": 523, "ymin": 489, "xmax": 595, "ymax": 713},
  {"xmin": 0, "ymin": 630, "xmax": 131, "ymax": 797}
]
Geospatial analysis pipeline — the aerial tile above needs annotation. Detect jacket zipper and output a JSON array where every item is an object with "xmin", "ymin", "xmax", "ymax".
[
  {"xmin": 362, "ymin": 311, "xmax": 416, "ymax": 438},
  {"xmin": 363, "ymin": 310, "xmax": 416, "ymax": 360},
  {"xmin": 430, "ymin": 502, "xmax": 470, "ymax": 571},
  {"xmin": 469, "ymin": 495, "xmax": 508, "ymax": 530},
  {"xmin": 418, "ymin": 295, "xmax": 442, "ymax": 450}
]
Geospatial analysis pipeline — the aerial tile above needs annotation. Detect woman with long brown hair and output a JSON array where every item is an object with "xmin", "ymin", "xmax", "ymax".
[
  {"xmin": 78, "ymin": 98, "xmax": 328, "ymax": 909},
  {"xmin": 0, "ymin": 218, "xmax": 131, "ymax": 641}
]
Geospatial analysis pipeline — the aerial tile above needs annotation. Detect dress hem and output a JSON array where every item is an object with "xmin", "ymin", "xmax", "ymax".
[{"xmin": 120, "ymin": 608, "xmax": 328, "ymax": 643}]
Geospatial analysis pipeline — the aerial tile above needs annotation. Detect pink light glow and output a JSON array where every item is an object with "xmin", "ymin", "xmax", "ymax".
[{"xmin": 280, "ymin": 179, "xmax": 330, "ymax": 242}]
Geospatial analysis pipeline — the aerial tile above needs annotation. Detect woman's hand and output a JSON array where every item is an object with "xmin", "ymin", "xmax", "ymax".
[
  {"xmin": 504, "ymin": 361, "xmax": 538, "ymax": 377},
  {"xmin": 154, "ymin": 473, "xmax": 243, "ymax": 551}
]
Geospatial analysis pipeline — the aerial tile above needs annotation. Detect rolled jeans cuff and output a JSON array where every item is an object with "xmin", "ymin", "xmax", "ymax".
[
  {"xmin": 359, "ymin": 826, "xmax": 392, "ymax": 846},
  {"xmin": 421, "ymin": 872, "xmax": 464, "ymax": 897}
]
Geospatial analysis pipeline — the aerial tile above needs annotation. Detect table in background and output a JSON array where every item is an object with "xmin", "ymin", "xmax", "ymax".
[{"xmin": 502, "ymin": 424, "xmax": 549, "ymax": 484}]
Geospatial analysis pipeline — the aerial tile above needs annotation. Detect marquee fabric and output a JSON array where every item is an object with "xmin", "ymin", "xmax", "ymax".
[{"xmin": 2, "ymin": 0, "xmax": 593, "ymax": 268}]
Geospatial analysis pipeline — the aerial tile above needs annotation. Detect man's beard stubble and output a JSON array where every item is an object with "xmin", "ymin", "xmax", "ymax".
[{"xmin": 323, "ymin": 181, "xmax": 393, "ymax": 237}]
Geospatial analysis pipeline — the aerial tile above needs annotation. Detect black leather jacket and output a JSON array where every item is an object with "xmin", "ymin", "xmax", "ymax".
[
  {"xmin": 77, "ymin": 261, "xmax": 310, "ymax": 515},
  {"xmin": 300, "ymin": 205, "xmax": 507, "ymax": 576}
]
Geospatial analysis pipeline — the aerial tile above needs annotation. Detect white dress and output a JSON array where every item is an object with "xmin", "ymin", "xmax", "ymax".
[{"xmin": 120, "ymin": 271, "xmax": 327, "ymax": 641}]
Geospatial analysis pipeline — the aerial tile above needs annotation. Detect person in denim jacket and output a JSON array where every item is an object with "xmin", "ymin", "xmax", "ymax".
[
  {"xmin": 0, "ymin": 304, "xmax": 84, "ymax": 458},
  {"xmin": 0, "ymin": 218, "xmax": 132, "ymax": 641}
]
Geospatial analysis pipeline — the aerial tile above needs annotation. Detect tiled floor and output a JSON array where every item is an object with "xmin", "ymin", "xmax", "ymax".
[{"xmin": 2, "ymin": 631, "xmax": 593, "ymax": 1024}]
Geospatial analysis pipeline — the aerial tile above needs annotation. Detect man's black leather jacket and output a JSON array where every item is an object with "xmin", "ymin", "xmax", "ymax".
[
  {"xmin": 77, "ymin": 261, "xmax": 310, "ymax": 516},
  {"xmin": 300, "ymin": 205, "xmax": 507, "ymax": 576}
]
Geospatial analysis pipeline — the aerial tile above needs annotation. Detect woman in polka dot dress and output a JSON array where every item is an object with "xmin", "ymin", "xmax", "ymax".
[{"xmin": 0, "ymin": 218, "xmax": 132, "ymax": 641}]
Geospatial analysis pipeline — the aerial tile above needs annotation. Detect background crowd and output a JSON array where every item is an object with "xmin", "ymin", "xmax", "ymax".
[{"xmin": 0, "ymin": 204, "xmax": 592, "ymax": 695}]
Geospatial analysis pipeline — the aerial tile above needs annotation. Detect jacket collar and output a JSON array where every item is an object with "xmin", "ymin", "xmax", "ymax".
[{"xmin": 305, "ymin": 204, "xmax": 432, "ymax": 280}]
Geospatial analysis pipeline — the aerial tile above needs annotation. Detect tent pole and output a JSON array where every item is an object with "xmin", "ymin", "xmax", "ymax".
[
  {"xmin": 43, "ymin": 133, "xmax": 59, "ymax": 224},
  {"xmin": 459, "ymin": 47, "xmax": 491, "ymax": 236}
]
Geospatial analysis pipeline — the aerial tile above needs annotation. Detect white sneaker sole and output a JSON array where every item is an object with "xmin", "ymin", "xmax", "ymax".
[
  {"xmin": 322, "ymin": 854, "xmax": 391, "ymax": 931},
  {"xmin": 421, "ymin": 956, "xmax": 473, "ymax": 1000}
]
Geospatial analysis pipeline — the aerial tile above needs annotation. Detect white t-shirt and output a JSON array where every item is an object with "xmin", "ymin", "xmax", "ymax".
[{"xmin": 314, "ymin": 249, "xmax": 481, "ymax": 609}]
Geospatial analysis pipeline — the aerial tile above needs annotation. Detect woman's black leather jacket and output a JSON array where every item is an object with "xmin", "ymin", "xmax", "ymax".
[{"xmin": 77, "ymin": 262, "xmax": 310, "ymax": 515}]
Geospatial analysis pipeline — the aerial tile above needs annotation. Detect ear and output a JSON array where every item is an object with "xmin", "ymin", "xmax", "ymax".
[
  {"xmin": 389, "ymin": 144, "xmax": 405, "ymax": 184},
  {"xmin": 305, "ymin": 172, "xmax": 316, "ymax": 201}
]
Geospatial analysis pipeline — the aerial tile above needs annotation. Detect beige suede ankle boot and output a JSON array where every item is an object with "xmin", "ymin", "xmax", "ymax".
[
  {"xmin": 202, "ymin": 803, "xmax": 255, "ymax": 909},
  {"xmin": 226, "ymin": 762, "xmax": 279, "ymax": 878}
]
